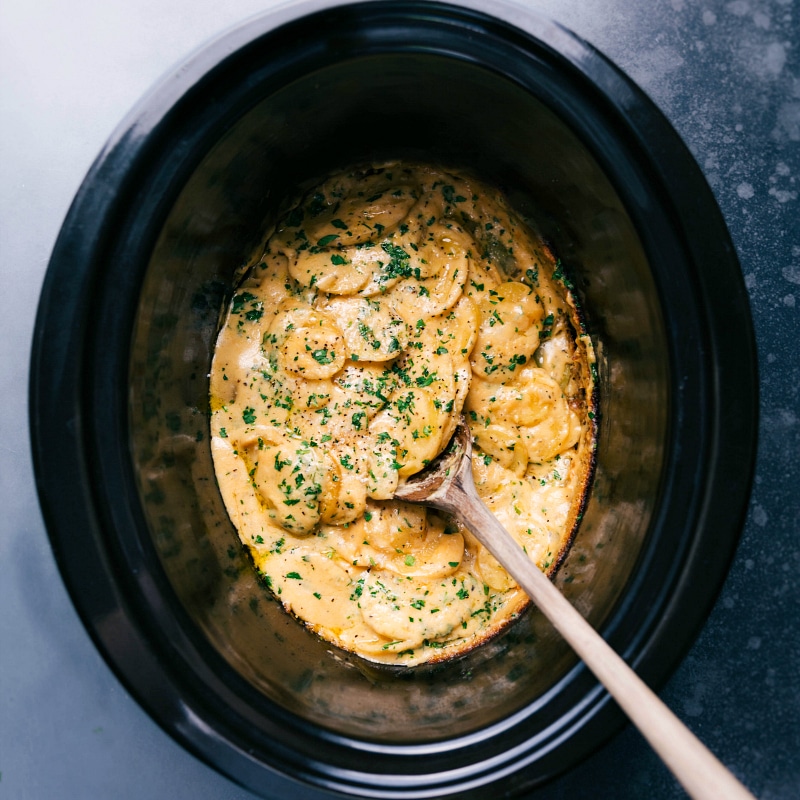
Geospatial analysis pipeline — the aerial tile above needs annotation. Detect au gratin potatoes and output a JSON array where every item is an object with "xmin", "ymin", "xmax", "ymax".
[{"xmin": 210, "ymin": 163, "xmax": 596, "ymax": 665}]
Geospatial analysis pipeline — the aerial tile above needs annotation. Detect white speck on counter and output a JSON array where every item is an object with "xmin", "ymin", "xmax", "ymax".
[
  {"xmin": 753, "ymin": 11, "xmax": 771, "ymax": 29},
  {"xmin": 703, "ymin": 9, "xmax": 717, "ymax": 25},
  {"xmin": 623, "ymin": 45, "xmax": 685, "ymax": 104},
  {"xmin": 782, "ymin": 265, "xmax": 800, "ymax": 285},
  {"xmin": 737, "ymin": 181, "xmax": 755, "ymax": 199},
  {"xmin": 766, "ymin": 41, "xmax": 788, "ymax": 72},
  {"xmin": 726, "ymin": 0, "xmax": 750, "ymax": 17},
  {"xmin": 773, "ymin": 101, "xmax": 800, "ymax": 141},
  {"xmin": 748, "ymin": 40, "xmax": 788, "ymax": 79},
  {"xmin": 769, "ymin": 408, "xmax": 798, "ymax": 430},
  {"xmin": 683, "ymin": 683, "xmax": 706, "ymax": 717},
  {"xmin": 768, "ymin": 162, "xmax": 797, "ymax": 202},
  {"xmin": 769, "ymin": 186, "xmax": 798, "ymax": 202}
]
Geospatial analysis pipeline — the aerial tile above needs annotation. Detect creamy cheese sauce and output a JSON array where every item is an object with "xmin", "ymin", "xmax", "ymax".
[{"xmin": 210, "ymin": 163, "xmax": 596, "ymax": 665}]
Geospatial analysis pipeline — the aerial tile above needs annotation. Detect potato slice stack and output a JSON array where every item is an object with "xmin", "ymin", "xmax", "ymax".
[{"xmin": 210, "ymin": 163, "xmax": 596, "ymax": 665}]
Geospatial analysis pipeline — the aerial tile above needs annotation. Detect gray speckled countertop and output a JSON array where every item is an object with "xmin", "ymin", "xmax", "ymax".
[{"xmin": 1, "ymin": 0, "xmax": 798, "ymax": 798}]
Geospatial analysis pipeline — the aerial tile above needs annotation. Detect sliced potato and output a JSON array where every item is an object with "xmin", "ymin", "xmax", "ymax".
[
  {"xmin": 265, "ymin": 300, "xmax": 346, "ymax": 380},
  {"xmin": 253, "ymin": 438, "xmax": 338, "ymax": 534},
  {"xmin": 470, "ymin": 281, "xmax": 544, "ymax": 381},
  {"xmin": 387, "ymin": 222, "xmax": 471, "ymax": 321},
  {"xmin": 321, "ymin": 296, "xmax": 408, "ymax": 362}
]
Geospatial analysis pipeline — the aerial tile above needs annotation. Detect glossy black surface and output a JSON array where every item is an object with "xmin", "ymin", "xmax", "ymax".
[{"xmin": 29, "ymin": 2, "xmax": 757, "ymax": 798}]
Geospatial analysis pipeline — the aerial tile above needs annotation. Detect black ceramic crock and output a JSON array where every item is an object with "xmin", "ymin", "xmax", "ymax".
[{"xmin": 29, "ymin": 1, "xmax": 758, "ymax": 797}]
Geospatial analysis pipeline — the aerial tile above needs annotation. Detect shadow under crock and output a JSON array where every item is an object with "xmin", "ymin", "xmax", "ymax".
[{"xmin": 31, "ymin": 2, "xmax": 757, "ymax": 798}]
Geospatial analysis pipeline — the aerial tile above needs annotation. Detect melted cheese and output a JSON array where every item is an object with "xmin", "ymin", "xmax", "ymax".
[{"xmin": 210, "ymin": 163, "xmax": 596, "ymax": 666}]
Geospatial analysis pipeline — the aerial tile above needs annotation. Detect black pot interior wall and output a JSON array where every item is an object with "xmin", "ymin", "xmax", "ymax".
[{"xmin": 129, "ymin": 52, "xmax": 668, "ymax": 743}]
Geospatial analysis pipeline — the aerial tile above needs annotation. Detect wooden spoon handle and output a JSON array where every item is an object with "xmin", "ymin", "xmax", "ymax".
[{"xmin": 446, "ymin": 481, "xmax": 755, "ymax": 800}]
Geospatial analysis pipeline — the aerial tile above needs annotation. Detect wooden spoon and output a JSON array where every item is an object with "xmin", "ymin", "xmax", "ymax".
[{"xmin": 394, "ymin": 418, "xmax": 755, "ymax": 800}]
